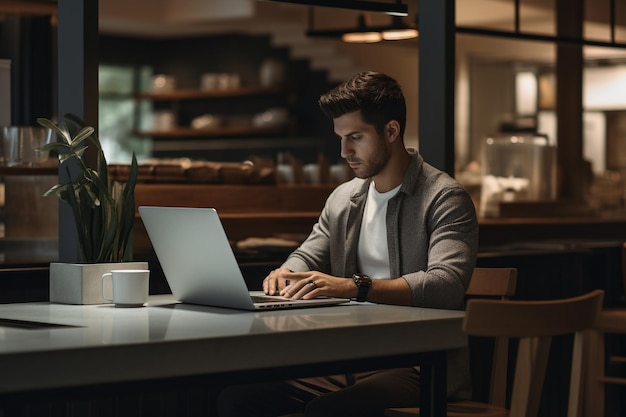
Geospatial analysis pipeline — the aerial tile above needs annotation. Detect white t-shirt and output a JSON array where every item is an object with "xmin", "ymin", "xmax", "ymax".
[{"xmin": 357, "ymin": 181, "xmax": 401, "ymax": 279}]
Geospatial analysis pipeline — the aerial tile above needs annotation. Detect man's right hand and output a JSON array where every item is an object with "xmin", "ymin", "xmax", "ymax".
[{"xmin": 262, "ymin": 268, "xmax": 294, "ymax": 295}]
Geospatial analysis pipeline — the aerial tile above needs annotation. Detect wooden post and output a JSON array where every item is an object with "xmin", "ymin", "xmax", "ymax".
[
  {"xmin": 57, "ymin": 0, "xmax": 99, "ymax": 262},
  {"xmin": 556, "ymin": 0, "xmax": 585, "ymax": 202},
  {"xmin": 418, "ymin": 0, "xmax": 456, "ymax": 176}
]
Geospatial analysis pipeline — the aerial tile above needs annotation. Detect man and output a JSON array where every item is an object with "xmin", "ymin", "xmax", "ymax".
[{"xmin": 218, "ymin": 71, "xmax": 478, "ymax": 417}]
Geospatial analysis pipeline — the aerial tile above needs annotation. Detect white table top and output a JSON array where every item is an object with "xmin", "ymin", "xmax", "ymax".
[{"xmin": 0, "ymin": 294, "xmax": 466, "ymax": 393}]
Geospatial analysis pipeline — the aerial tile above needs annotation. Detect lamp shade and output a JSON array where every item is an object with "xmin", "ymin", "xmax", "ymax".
[
  {"xmin": 307, "ymin": 13, "xmax": 418, "ymax": 43},
  {"xmin": 382, "ymin": 28, "xmax": 418, "ymax": 40},
  {"xmin": 342, "ymin": 31, "xmax": 383, "ymax": 43},
  {"xmin": 381, "ymin": 15, "xmax": 418, "ymax": 40}
]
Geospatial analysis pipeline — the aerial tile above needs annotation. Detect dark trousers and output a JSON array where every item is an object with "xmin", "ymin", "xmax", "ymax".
[{"xmin": 217, "ymin": 368, "xmax": 420, "ymax": 417}]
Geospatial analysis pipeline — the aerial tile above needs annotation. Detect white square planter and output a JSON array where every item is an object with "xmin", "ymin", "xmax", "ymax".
[{"xmin": 49, "ymin": 262, "xmax": 149, "ymax": 305}]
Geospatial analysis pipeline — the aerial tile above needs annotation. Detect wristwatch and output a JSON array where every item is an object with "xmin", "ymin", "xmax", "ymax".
[{"xmin": 353, "ymin": 273, "xmax": 372, "ymax": 302}]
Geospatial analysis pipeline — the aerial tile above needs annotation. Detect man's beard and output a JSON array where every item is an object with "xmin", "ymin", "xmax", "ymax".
[{"xmin": 350, "ymin": 139, "xmax": 391, "ymax": 179}]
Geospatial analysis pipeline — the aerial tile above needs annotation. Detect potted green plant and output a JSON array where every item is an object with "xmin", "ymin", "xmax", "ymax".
[{"xmin": 38, "ymin": 113, "xmax": 148, "ymax": 304}]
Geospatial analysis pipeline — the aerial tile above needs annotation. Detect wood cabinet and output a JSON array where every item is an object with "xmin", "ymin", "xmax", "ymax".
[
  {"xmin": 0, "ymin": 165, "xmax": 58, "ymax": 240},
  {"xmin": 133, "ymin": 183, "xmax": 336, "ymax": 256}
]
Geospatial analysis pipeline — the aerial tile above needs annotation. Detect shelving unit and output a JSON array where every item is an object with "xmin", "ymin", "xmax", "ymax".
[
  {"xmin": 133, "ymin": 84, "xmax": 323, "ymax": 159},
  {"xmin": 135, "ymin": 85, "xmax": 296, "ymax": 137}
]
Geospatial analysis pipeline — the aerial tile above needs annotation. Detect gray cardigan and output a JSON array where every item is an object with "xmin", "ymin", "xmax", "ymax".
[
  {"xmin": 283, "ymin": 152, "xmax": 479, "ymax": 310},
  {"xmin": 282, "ymin": 151, "xmax": 479, "ymax": 400}
]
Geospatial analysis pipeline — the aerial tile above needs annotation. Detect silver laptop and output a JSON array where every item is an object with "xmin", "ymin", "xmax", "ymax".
[{"xmin": 138, "ymin": 206, "xmax": 350, "ymax": 311}]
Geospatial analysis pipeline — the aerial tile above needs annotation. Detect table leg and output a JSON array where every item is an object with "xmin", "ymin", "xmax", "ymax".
[{"xmin": 419, "ymin": 350, "xmax": 447, "ymax": 417}]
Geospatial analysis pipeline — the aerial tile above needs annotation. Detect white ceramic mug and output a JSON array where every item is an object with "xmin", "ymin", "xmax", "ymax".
[{"xmin": 101, "ymin": 269, "xmax": 150, "ymax": 307}]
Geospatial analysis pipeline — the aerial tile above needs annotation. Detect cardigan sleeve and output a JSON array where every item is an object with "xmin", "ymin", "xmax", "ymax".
[{"xmin": 402, "ymin": 185, "xmax": 479, "ymax": 310}]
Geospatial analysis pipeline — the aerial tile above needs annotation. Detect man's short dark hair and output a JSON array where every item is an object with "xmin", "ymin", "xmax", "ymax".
[{"xmin": 318, "ymin": 71, "xmax": 406, "ymax": 138}]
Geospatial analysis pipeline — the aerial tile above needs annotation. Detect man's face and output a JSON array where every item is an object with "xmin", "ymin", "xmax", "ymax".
[{"xmin": 334, "ymin": 110, "xmax": 391, "ymax": 179}]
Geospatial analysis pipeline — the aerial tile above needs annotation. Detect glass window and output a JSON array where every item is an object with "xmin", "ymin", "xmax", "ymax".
[{"xmin": 98, "ymin": 65, "xmax": 153, "ymax": 163}]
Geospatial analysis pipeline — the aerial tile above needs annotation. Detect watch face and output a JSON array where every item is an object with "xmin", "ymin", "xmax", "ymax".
[{"xmin": 354, "ymin": 274, "xmax": 372, "ymax": 287}]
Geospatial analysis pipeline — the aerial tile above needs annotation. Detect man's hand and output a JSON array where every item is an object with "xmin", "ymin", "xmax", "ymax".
[
  {"xmin": 263, "ymin": 270, "xmax": 356, "ymax": 299},
  {"xmin": 262, "ymin": 268, "xmax": 294, "ymax": 296}
]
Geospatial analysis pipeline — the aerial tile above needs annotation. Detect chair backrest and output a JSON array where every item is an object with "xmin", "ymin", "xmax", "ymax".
[
  {"xmin": 467, "ymin": 267, "xmax": 518, "ymax": 299},
  {"xmin": 464, "ymin": 289, "xmax": 605, "ymax": 417},
  {"xmin": 466, "ymin": 267, "xmax": 518, "ymax": 408}
]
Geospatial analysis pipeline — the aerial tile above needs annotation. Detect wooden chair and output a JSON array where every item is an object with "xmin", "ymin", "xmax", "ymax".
[
  {"xmin": 584, "ymin": 242, "xmax": 626, "ymax": 417},
  {"xmin": 387, "ymin": 289, "xmax": 605, "ymax": 417},
  {"xmin": 386, "ymin": 267, "xmax": 518, "ymax": 417}
]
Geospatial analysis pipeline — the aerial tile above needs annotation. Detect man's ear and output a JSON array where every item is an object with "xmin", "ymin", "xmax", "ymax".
[{"xmin": 386, "ymin": 120, "xmax": 401, "ymax": 143}]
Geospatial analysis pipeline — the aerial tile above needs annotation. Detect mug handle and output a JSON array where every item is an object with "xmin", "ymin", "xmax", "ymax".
[{"xmin": 102, "ymin": 272, "xmax": 114, "ymax": 302}]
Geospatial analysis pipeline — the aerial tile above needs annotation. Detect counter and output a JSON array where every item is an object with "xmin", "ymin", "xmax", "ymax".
[{"xmin": 478, "ymin": 214, "xmax": 626, "ymax": 246}]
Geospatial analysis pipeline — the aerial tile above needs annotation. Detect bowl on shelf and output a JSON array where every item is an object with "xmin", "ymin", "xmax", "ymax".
[
  {"xmin": 201, "ymin": 73, "xmax": 240, "ymax": 90},
  {"xmin": 151, "ymin": 111, "xmax": 176, "ymax": 131},
  {"xmin": 151, "ymin": 74, "xmax": 175, "ymax": 92},
  {"xmin": 252, "ymin": 108, "xmax": 288, "ymax": 128},
  {"xmin": 191, "ymin": 114, "xmax": 223, "ymax": 129}
]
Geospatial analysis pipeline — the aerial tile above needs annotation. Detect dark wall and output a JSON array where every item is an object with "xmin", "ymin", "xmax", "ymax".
[{"xmin": 0, "ymin": 15, "xmax": 55, "ymax": 125}]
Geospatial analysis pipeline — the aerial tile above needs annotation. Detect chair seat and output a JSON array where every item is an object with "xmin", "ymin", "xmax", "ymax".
[{"xmin": 385, "ymin": 400, "xmax": 509, "ymax": 417}]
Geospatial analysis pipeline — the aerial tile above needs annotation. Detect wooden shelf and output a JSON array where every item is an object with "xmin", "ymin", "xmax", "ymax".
[
  {"xmin": 0, "ymin": 166, "xmax": 57, "ymax": 176},
  {"xmin": 0, "ymin": 1, "xmax": 56, "ymax": 15},
  {"xmin": 136, "ymin": 86, "xmax": 291, "ymax": 101},
  {"xmin": 134, "ymin": 125, "xmax": 289, "ymax": 138}
]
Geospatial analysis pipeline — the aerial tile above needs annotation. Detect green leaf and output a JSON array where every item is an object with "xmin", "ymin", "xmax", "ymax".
[
  {"xmin": 40, "ymin": 142, "xmax": 71, "ymax": 153},
  {"xmin": 43, "ymin": 183, "xmax": 69, "ymax": 198},
  {"xmin": 117, "ymin": 153, "xmax": 138, "ymax": 261},
  {"xmin": 74, "ymin": 147, "xmax": 88, "ymax": 160},
  {"xmin": 37, "ymin": 117, "xmax": 71, "ymax": 145},
  {"xmin": 70, "ymin": 126, "xmax": 95, "ymax": 148},
  {"xmin": 58, "ymin": 153, "xmax": 75, "ymax": 164}
]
